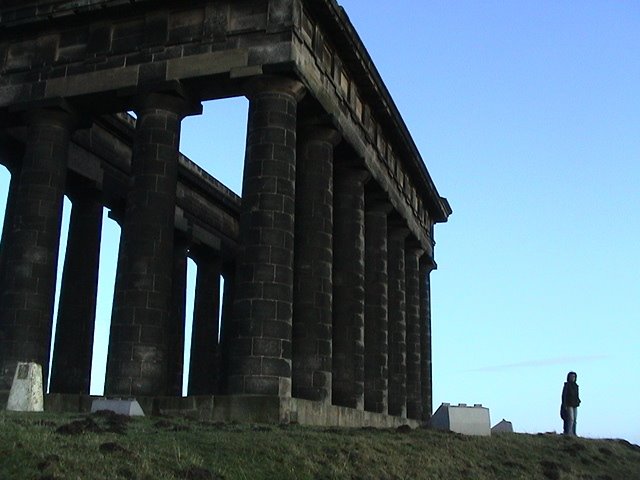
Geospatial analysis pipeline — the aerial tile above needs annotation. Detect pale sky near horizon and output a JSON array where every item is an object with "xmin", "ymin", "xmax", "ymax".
[{"xmin": 0, "ymin": 1, "xmax": 638, "ymax": 444}]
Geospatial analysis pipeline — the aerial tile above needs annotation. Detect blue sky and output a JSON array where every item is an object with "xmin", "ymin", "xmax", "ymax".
[
  {"xmin": 334, "ymin": 0, "xmax": 639, "ymax": 442},
  {"xmin": 0, "ymin": 1, "xmax": 638, "ymax": 443}
]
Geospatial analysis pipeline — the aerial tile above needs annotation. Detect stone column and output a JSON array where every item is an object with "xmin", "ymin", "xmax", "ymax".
[
  {"xmin": 166, "ymin": 234, "xmax": 188, "ymax": 396},
  {"xmin": 49, "ymin": 181, "xmax": 103, "ymax": 394},
  {"xmin": 332, "ymin": 165, "xmax": 369, "ymax": 410},
  {"xmin": 188, "ymin": 247, "xmax": 222, "ymax": 395},
  {"xmin": 364, "ymin": 194, "xmax": 392, "ymax": 413},
  {"xmin": 228, "ymin": 76, "xmax": 305, "ymax": 397},
  {"xmin": 105, "ymin": 91, "xmax": 199, "ymax": 396},
  {"xmin": 405, "ymin": 241, "xmax": 424, "ymax": 420},
  {"xmin": 387, "ymin": 222, "xmax": 409, "ymax": 417},
  {"xmin": 292, "ymin": 125, "xmax": 340, "ymax": 402},
  {"xmin": 0, "ymin": 106, "xmax": 76, "ymax": 390},
  {"xmin": 420, "ymin": 255, "xmax": 436, "ymax": 420}
]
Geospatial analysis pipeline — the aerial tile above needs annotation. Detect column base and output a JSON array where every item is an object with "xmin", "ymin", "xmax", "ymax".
[{"xmin": 3, "ymin": 392, "xmax": 421, "ymax": 429}]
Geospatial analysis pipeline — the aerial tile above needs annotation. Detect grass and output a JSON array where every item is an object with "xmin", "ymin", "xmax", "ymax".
[{"xmin": 0, "ymin": 411, "xmax": 639, "ymax": 479}]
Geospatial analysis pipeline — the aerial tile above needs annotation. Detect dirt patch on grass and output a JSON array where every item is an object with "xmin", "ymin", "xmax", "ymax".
[
  {"xmin": 177, "ymin": 466, "xmax": 224, "ymax": 479},
  {"xmin": 154, "ymin": 419, "xmax": 190, "ymax": 432},
  {"xmin": 56, "ymin": 417, "xmax": 102, "ymax": 435},
  {"xmin": 251, "ymin": 425, "xmax": 272, "ymax": 432},
  {"xmin": 92, "ymin": 410, "xmax": 131, "ymax": 434},
  {"xmin": 99, "ymin": 442, "xmax": 131, "ymax": 455},
  {"xmin": 54, "ymin": 412, "xmax": 131, "ymax": 435},
  {"xmin": 37, "ymin": 454, "xmax": 60, "ymax": 471}
]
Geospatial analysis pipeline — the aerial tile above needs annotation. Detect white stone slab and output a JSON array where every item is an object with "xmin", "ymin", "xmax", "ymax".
[
  {"xmin": 430, "ymin": 402, "xmax": 491, "ymax": 436},
  {"xmin": 91, "ymin": 398, "xmax": 145, "ymax": 416},
  {"xmin": 6, "ymin": 362, "xmax": 44, "ymax": 412}
]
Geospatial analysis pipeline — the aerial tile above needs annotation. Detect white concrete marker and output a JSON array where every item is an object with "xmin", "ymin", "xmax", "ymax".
[
  {"xmin": 6, "ymin": 362, "xmax": 44, "ymax": 412},
  {"xmin": 91, "ymin": 398, "xmax": 145, "ymax": 416},
  {"xmin": 430, "ymin": 402, "xmax": 491, "ymax": 436}
]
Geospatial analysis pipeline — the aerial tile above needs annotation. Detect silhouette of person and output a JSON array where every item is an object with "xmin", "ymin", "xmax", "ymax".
[{"xmin": 561, "ymin": 371, "xmax": 581, "ymax": 436}]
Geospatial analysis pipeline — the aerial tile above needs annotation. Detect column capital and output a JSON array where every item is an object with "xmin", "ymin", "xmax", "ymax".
[
  {"xmin": 367, "ymin": 199, "xmax": 394, "ymax": 215},
  {"xmin": 366, "ymin": 186, "xmax": 393, "ymax": 214},
  {"xmin": 0, "ymin": 136, "xmax": 24, "ymax": 174},
  {"xmin": 299, "ymin": 125, "xmax": 341, "ymax": 146},
  {"xmin": 335, "ymin": 163, "xmax": 371, "ymax": 185},
  {"xmin": 245, "ymin": 75, "xmax": 306, "ymax": 102},
  {"xmin": 189, "ymin": 244, "xmax": 220, "ymax": 265},
  {"xmin": 388, "ymin": 219, "xmax": 411, "ymax": 241},
  {"xmin": 406, "ymin": 237, "xmax": 425, "ymax": 256},
  {"xmin": 420, "ymin": 254, "xmax": 437, "ymax": 273},
  {"xmin": 107, "ymin": 209, "xmax": 124, "ymax": 227},
  {"xmin": 133, "ymin": 84, "xmax": 202, "ymax": 118},
  {"xmin": 64, "ymin": 173, "xmax": 102, "ymax": 203},
  {"xmin": 24, "ymin": 103, "xmax": 80, "ymax": 131},
  {"xmin": 173, "ymin": 231, "xmax": 191, "ymax": 251}
]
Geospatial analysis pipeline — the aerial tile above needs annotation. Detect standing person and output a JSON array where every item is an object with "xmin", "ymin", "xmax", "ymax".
[{"xmin": 561, "ymin": 371, "xmax": 581, "ymax": 436}]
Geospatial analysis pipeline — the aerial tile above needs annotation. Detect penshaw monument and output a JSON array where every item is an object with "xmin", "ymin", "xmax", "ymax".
[{"xmin": 0, "ymin": 0, "xmax": 451, "ymax": 427}]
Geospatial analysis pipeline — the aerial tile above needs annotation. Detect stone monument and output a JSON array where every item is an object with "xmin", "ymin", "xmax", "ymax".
[
  {"xmin": 6, "ymin": 362, "xmax": 44, "ymax": 412},
  {"xmin": 430, "ymin": 403, "xmax": 491, "ymax": 436},
  {"xmin": 0, "ymin": 0, "xmax": 451, "ymax": 427}
]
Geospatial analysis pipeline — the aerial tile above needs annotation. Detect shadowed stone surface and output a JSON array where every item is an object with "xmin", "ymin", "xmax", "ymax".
[
  {"xmin": 420, "ymin": 256, "xmax": 436, "ymax": 419},
  {"xmin": 50, "ymin": 182, "xmax": 103, "ymax": 394},
  {"xmin": 0, "ymin": 107, "xmax": 76, "ymax": 390},
  {"xmin": 364, "ymin": 194, "xmax": 392, "ymax": 413},
  {"xmin": 228, "ymin": 76, "xmax": 304, "ymax": 397},
  {"xmin": 332, "ymin": 164, "xmax": 368, "ymax": 410},
  {"xmin": 405, "ymin": 243, "xmax": 423, "ymax": 420},
  {"xmin": 388, "ymin": 223, "xmax": 409, "ymax": 417},
  {"xmin": 166, "ymin": 235, "xmax": 188, "ymax": 396},
  {"xmin": 292, "ymin": 125, "xmax": 339, "ymax": 402},
  {"xmin": 106, "ymin": 92, "xmax": 198, "ymax": 396},
  {"xmin": 189, "ymin": 247, "xmax": 222, "ymax": 395}
]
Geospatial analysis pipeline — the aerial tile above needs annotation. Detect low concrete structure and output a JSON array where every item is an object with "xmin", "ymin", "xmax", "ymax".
[
  {"xmin": 44, "ymin": 393, "xmax": 420, "ymax": 428},
  {"xmin": 6, "ymin": 362, "xmax": 44, "ymax": 412},
  {"xmin": 91, "ymin": 398, "xmax": 145, "ymax": 416},
  {"xmin": 430, "ymin": 403, "xmax": 491, "ymax": 436},
  {"xmin": 491, "ymin": 419, "xmax": 514, "ymax": 434}
]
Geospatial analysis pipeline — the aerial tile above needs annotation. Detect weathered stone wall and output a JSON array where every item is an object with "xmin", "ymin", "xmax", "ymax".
[{"xmin": 0, "ymin": 0, "xmax": 295, "ymax": 112}]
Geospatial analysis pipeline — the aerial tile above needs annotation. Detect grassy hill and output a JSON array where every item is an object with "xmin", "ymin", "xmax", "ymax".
[{"xmin": 1, "ymin": 411, "xmax": 638, "ymax": 479}]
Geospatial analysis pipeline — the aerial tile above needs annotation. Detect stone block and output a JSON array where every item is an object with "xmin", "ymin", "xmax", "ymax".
[
  {"xmin": 228, "ymin": 3, "xmax": 267, "ymax": 33},
  {"xmin": 430, "ymin": 403, "xmax": 491, "ymax": 436},
  {"xmin": 45, "ymin": 393, "xmax": 94, "ymax": 413},
  {"xmin": 212, "ymin": 395, "xmax": 284, "ymax": 423},
  {"xmin": 6, "ymin": 362, "xmax": 44, "ymax": 412},
  {"xmin": 91, "ymin": 398, "xmax": 145, "ymax": 416},
  {"xmin": 45, "ymin": 65, "xmax": 139, "ymax": 98},
  {"xmin": 491, "ymin": 419, "xmax": 514, "ymax": 434},
  {"xmin": 166, "ymin": 50, "xmax": 248, "ymax": 81}
]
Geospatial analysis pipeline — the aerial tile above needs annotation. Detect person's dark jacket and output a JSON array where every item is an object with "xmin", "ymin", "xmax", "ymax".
[{"xmin": 562, "ymin": 381, "xmax": 581, "ymax": 407}]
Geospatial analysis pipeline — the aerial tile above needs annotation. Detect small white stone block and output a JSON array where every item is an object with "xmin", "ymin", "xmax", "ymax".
[
  {"xmin": 6, "ymin": 362, "xmax": 44, "ymax": 412},
  {"xmin": 91, "ymin": 398, "xmax": 145, "ymax": 416}
]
